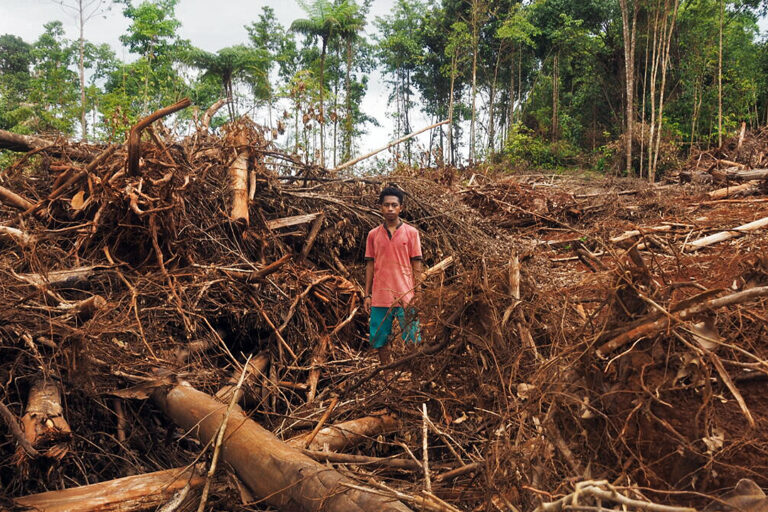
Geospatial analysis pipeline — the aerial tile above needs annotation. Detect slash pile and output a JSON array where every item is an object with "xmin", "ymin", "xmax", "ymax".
[{"xmin": 1, "ymin": 111, "xmax": 768, "ymax": 512}]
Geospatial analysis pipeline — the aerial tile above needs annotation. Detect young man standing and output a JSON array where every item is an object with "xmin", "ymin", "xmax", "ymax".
[{"xmin": 364, "ymin": 186, "xmax": 423, "ymax": 364}]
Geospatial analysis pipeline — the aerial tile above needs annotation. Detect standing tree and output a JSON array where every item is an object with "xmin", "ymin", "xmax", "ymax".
[
  {"xmin": 618, "ymin": 0, "xmax": 640, "ymax": 175},
  {"xmin": 0, "ymin": 34, "xmax": 33, "ymax": 132},
  {"xmin": 53, "ymin": 0, "xmax": 112, "ymax": 141},
  {"xmin": 185, "ymin": 45, "xmax": 267, "ymax": 121},
  {"xmin": 291, "ymin": 0, "xmax": 359, "ymax": 167}
]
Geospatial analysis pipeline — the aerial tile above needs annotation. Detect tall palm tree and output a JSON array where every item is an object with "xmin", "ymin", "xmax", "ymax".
[
  {"xmin": 291, "ymin": 0, "xmax": 360, "ymax": 167},
  {"xmin": 186, "ymin": 45, "xmax": 266, "ymax": 121}
]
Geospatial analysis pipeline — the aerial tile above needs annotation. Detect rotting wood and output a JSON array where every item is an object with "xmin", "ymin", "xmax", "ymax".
[
  {"xmin": 287, "ymin": 412, "xmax": 399, "ymax": 452},
  {"xmin": 684, "ymin": 216, "xmax": 768, "ymax": 251},
  {"xmin": 13, "ymin": 465, "xmax": 205, "ymax": 512},
  {"xmin": 19, "ymin": 380, "xmax": 72, "ymax": 462},
  {"xmin": 152, "ymin": 381, "xmax": 413, "ymax": 512}
]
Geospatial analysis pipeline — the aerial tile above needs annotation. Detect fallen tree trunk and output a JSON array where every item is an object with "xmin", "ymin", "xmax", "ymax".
[
  {"xmin": 708, "ymin": 181, "xmax": 761, "ymax": 199},
  {"xmin": 287, "ymin": 412, "xmax": 399, "ymax": 452},
  {"xmin": 0, "ymin": 185, "xmax": 37, "ymax": 212},
  {"xmin": 13, "ymin": 465, "xmax": 204, "ymax": 512},
  {"xmin": 152, "ymin": 381, "xmax": 413, "ymax": 512},
  {"xmin": 684, "ymin": 216, "xmax": 768, "ymax": 251},
  {"xmin": 0, "ymin": 129, "xmax": 92, "ymax": 160},
  {"xmin": 19, "ymin": 380, "xmax": 72, "ymax": 462},
  {"xmin": 723, "ymin": 168, "xmax": 768, "ymax": 181}
]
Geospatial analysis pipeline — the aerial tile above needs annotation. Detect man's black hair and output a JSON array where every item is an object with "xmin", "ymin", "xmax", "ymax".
[{"xmin": 378, "ymin": 186, "xmax": 404, "ymax": 205}]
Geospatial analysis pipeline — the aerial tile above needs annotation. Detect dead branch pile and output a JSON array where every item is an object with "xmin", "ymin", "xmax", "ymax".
[{"xmin": 2, "ymin": 107, "xmax": 768, "ymax": 512}]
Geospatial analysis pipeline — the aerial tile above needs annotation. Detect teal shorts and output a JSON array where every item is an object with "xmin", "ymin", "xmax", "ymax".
[{"xmin": 369, "ymin": 306, "xmax": 421, "ymax": 349}]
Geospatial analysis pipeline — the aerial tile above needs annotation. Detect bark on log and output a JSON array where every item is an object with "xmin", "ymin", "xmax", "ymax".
[
  {"xmin": 153, "ymin": 381, "xmax": 413, "ymax": 512},
  {"xmin": 215, "ymin": 354, "xmax": 268, "ymax": 404},
  {"xmin": 0, "ymin": 185, "xmax": 36, "ymax": 212},
  {"xmin": 0, "ymin": 129, "xmax": 92, "ymax": 160},
  {"xmin": 13, "ymin": 465, "xmax": 204, "ymax": 512},
  {"xmin": 19, "ymin": 380, "xmax": 72, "ymax": 461},
  {"xmin": 684, "ymin": 216, "xmax": 768, "ymax": 251},
  {"xmin": 266, "ymin": 212, "xmax": 323, "ymax": 230},
  {"xmin": 287, "ymin": 413, "xmax": 400, "ymax": 452}
]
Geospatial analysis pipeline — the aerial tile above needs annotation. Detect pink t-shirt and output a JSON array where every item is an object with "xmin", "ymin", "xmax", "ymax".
[{"xmin": 365, "ymin": 222, "xmax": 422, "ymax": 307}]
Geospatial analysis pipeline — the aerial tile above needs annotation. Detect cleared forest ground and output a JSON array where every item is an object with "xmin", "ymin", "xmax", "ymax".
[{"xmin": 1, "ymin": 118, "xmax": 767, "ymax": 512}]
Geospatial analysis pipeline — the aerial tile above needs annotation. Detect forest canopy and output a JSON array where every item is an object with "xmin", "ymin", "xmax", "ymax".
[{"xmin": 0, "ymin": 0, "xmax": 767, "ymax": 177}]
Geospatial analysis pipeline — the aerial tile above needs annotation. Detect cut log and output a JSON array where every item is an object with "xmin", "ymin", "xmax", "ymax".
[
  {"xmin": 0, "ymin": 225, "xmax": 36, "ymax": 248},
  {"xmin": 0, "ymin": 129, "xmax": 92, "ymax": 160},
  {"xmin": 266, "ymin": 212, "xmax": 322, "ymax": 230},
  {"xmin": 684, "ymin": 216, "xmax": 768, "ymax": 251},
  {"xmin": 13, "ymin": 465, "xmax": 204, "ymax": 512},
  {"xmin": 425, "ymin": 256, "xmax": 454, "ymax": 278},
  {"xmin": 287, "ymin": 412, "xmax": 399, "ymax": 452},
  {"xmin": 152, "ymin": 381, "xmax": 413, "ymax": 512},
  {"xmin": 19, "ymin": 380, "xmax": 72, "ymax": 461},
  {"xmin": 708, "ymin": 181, "xmax": 760, "ymax": 200},
  {"xmin": 724, "ymin": 168, "xmax": 768, "ymax": 180}
]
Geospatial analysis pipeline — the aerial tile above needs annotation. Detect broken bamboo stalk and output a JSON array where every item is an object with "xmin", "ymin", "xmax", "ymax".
[
  {"xmin": 152, "ymin": 381, "xmax": 413, "ymax": 512},
  {"xmin": 13, "ymin": 465, "xmax": 205, "ymax": 512},
  {"xmin": 127, "ymin": 98, "xmax": 191, "ymax": 177},
  {"xmin": 597, "ymin": 286, "xmax": 768, "ymax": 357},
  {"xmin": 333, "ymin": 119, "xmax": 449, "ymax": 172},
  {"xmin": 684, "ymin": 216, "xmax": 768, "ymax": 251},
  {"xmin": 287, "ymin": 412, "xmax": 399, "ymax": 452},
  {"xmin": 19, "ymin": 380, "xmax": 72, "ymax": 461},
  {"xmin": 228, "ymin": 124, "xmax": 250, "ymax": 224}
]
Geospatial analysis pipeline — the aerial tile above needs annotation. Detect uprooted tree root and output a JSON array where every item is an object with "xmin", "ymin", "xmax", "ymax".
[{"xmin": 1, "ymin": 111, "xmax": 768, "ymax": 511}]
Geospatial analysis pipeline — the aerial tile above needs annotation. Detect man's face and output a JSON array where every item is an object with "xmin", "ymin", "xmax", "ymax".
[{"xmin": 379, "ymin": 195, "xmax": 402, "ymax": 222}]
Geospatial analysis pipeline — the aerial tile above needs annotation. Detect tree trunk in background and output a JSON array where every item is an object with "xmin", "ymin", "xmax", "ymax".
[
  {"xmin": 488, "ymin": 44, "xmax": 502, "ymax": 153},
  {"xmin": 78, "ymin": 0, "xmax": 87, "ymax": 141},
  {"xmin": 650, "ymin": 0, "xmax": 680, "ymax": 181},
  {"xmin": 552, "ymin": 51, "xmax": 559, "ymax": 142},
  {"xmin": 344, "ymin": 38, "xmax": 353, "ymax": 162},
  {"xmin": 319, "ymin": 39, "xmax": 327, "ymax": 167},
  {"xmin": 718, "ymin": 0, "xmax": 724, "ymax": 146},
  {"xmin": 619, "ymin": 0, "xmax": 639, "ymax": 175}
]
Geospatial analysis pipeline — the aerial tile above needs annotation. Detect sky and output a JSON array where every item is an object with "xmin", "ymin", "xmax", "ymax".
[{"xmin": 0, "ymin": 0, "xmax": 437, "ymax": 162}]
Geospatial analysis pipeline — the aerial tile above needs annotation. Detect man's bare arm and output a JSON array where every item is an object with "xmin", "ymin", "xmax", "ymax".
[{"xmin": 364, "ymin": 260, "xmax": 374, "ymax": 312}]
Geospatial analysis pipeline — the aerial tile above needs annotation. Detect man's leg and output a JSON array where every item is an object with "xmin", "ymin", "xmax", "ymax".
[
  {"xmin": 396, "ymin": 306, "xmax": 421, "ymax": 345},
  {"xmin": 369, "ymin": 307, "xmax": 395, "ymax": 364}
]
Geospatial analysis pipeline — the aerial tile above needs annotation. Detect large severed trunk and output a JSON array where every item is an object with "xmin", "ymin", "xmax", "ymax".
[{"xmin": 153, "ymin": 381, "xmax": 413, "ymax": 512}]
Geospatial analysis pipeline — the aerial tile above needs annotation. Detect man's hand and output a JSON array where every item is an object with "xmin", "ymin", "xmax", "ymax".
[{"xmin": 364, "ymin": 296, "xmax": 371, "ymax": 314}]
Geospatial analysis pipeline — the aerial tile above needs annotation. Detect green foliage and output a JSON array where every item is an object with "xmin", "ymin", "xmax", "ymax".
[{"xmin": 504, "ymin": 123, "xmax": 578, "ymax": 169}]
